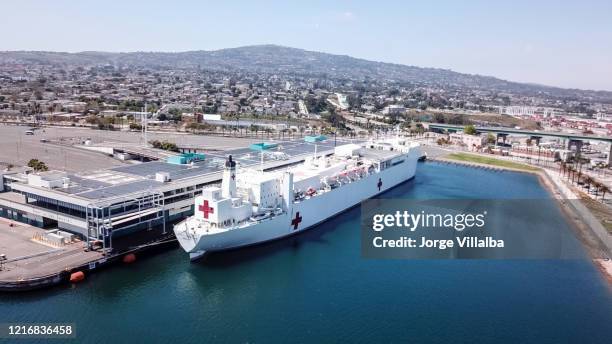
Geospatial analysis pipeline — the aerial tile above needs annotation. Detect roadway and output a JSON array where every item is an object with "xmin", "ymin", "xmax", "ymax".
[{"xmin": 428, "ymin": 123, "xmax": 612, "ymax": 143}]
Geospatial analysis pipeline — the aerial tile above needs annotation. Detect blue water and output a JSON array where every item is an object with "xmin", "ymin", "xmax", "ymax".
[{"xmin": 2, "ymin": 162, "xmax": 611, "ymax": 343}]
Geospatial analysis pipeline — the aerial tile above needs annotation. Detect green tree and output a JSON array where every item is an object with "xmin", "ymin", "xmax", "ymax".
[
  {"xmin": 27, "ymin": 159, "xmax": 49, "ymax": 172},
  {"xmin": 600, "ymin": 184, "xmax": 609, "ymax": 201},
  {"xmin": 436, "ymin": 137, "xmax": 449, "ymax": 146},
  {"xmin": 464, "ymin": 125, "xmax": 477, "ymax": 135},
  {"xmin": 486, "ymin": 133, "xmax": 496, "ymax": 145},
  {"xmin": 347, "ymin": 94, "xmax": 362, "ymax": 110},
  {"xmin": 322, "ymin": 112, "xmax": 345, "ymax": 129},
  {"xmin": 433, "ymin": 113, "xmax": 445, "ymax": 123},
  {"xmin": 149, "ymin": 140, "xmax": 179, "ymax": 152}
]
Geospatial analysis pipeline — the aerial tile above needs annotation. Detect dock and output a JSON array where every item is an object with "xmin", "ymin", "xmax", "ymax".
[
  {"xmin": 0, "ymin": 220, "xmax": 173, "ymax": 291},
  {"xmin": 0, "ymin": 137, "xmax": 361, "ymax": 291}
]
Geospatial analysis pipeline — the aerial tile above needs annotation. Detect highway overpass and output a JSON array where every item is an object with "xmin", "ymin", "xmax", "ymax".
[
  {"xmin": 427, "ymin": 123, "xmax": 612, "ymax": 164},
  {"xmin": 427, "ymin": 123, "xmax": 612, "ymax": 143}
]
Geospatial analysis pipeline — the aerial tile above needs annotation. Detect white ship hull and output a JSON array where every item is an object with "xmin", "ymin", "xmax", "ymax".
[{"xmin": 174, "ymin": 147, "xmax": 419, "ymax": 260}]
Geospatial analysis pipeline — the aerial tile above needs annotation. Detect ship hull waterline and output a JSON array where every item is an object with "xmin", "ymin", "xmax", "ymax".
[
  {"xmin": 175, "ymin": 151, "xmax": 419, "ymax": 261},
  {"xmin": 187, "ymin": 175, "xmax": 416, "ymax": 261}
]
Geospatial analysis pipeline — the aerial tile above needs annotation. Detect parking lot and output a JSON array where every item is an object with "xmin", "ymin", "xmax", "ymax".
[{"xmin": 0, "ymin": 124, "xmax": 265, "ymax": 172}]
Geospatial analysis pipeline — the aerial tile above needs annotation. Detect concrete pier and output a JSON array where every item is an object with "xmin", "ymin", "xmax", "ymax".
[
  {"xmin": 0, "ymin": 221, "xmax": 103, "ymax": 290},
  {"xmin": 0, "ymin": 220, "xmax": 175, "ymax": 291}
]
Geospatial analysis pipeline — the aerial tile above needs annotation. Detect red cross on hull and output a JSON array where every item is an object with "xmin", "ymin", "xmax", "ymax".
[
  {"xmin": 198, "ymin": 200, "xmax": 214, "ymax": 219},
  {"xmin": 291, "ymin": 212, "xmax": 303, "ymax": 230}
]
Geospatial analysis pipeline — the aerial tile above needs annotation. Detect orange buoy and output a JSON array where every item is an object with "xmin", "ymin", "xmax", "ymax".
[
  {"xmin": 123, "ymin": 253, "xmax": 136, "ymax": 264},
  {"xmin": 69, "ymin": 271, "xmax": 85, "ymax": 283}
]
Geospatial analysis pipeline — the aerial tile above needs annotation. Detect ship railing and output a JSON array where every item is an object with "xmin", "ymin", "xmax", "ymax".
[
  {"xmin": 294, "ymin": 168, "xmax": 369, "ymax": 203},
  {"xmin": 200, "ymin": 209, "xmax": 287, "ymax": 231}
]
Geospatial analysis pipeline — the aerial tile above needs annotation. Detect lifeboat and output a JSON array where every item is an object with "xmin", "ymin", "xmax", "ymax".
[
  {"xmin": 250, "ymin": 211, "xmax": 271, "ymax": 222},
  {"xmin": 324, "ymin": 176, "xmax": 339, "ymax": 189},
  {"xmin": 306, "ymin": 187, "xmax": 317, "ymax": 196},
  {"xmin": 294, "ymin": 191, "xmax": 306, "ymax": 201},
  {"xmin": 338, "ymin": 172, "xmax": 351, "ymax": 183}
]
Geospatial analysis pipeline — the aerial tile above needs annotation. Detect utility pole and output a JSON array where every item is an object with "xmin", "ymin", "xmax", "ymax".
[
  {"xmin": 17, "ymin": 134, "xmax": 21, "ymax": 162},
  {"xmin": 143, "ymin": 103, "xmax": 148, "ymax": 147}
]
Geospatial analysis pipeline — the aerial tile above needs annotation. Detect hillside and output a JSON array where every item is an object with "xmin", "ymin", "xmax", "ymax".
[{"xmin": 1, "ymin": 45, "xmax": 611, "ymax": 102}]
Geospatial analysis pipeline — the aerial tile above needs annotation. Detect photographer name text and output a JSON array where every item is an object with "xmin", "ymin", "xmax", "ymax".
[{"xmin": 370, "ymin": 210, "xmax": 504, "ymax": 250}]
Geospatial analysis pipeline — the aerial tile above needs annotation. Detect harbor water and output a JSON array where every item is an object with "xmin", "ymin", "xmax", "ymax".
[{"xmin": 2, "ymin": 162, "xmax": 611, "ymax": 343}]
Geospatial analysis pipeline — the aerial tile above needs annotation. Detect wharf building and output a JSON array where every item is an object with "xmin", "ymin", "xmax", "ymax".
[{"xmin": 0, "ymin": 139, "xmax": 342, "ymax": 252}]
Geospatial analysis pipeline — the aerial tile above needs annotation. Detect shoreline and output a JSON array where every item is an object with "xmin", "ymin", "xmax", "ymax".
[{"xmin": 427, "ymin": 156, "xmax": 612, "ymax": 284}]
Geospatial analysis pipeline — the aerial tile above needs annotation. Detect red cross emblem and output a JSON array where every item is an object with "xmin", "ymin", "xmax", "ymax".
[
  {"xmin": 377, "ymin": 178, "xmax": 383, "ymax": 191},
  {"xmin": 199, "ymin": 200, "xmax": 214, "ymax": 219},
  {"xmin": 291, "ymin": 212, "xmax": 302, "ymax": 230},
  {"xmin": 231, "ymin": 174, "xmax": 235, "ymax": 180}
]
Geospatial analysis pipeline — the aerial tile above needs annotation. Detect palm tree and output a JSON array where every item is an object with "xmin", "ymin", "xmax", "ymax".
[
  {"xmin": 583, "ymin": 175, "xmax": 593, "ymax": 192},
  {"xmin": 559, "ymin": 161, "xmax": 566, "ymax": 177},
  {"xmin": 592, "ymin": 181, "xmax": 601, "ymax": 198},
  {"xmin": 576, "ymin": 157, "xmax": 588, "ymax": 183},
  {"xmin": 565, "ymin": 166, "xmax": 573, "ymax": 181},
  {"xmin": 599, "ymin": 184, "xmax": 609, "ymax": 201}
]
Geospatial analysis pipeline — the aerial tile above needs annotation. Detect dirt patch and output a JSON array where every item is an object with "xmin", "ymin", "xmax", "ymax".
[
  {"xmin": 579, "ymin": 194, "xmax": 612, "ymax": 235},
  {"xmin": 536, "ymin": 173, "xmax": 611, "ymax": 260},
  {"xmin": 466, "ymin": 113, "xmax": 541, "ymax": 130}
]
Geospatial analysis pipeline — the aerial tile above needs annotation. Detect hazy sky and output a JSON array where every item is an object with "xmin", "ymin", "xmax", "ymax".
[{"xmin": 2, "ymin": 0, "xmax": 611, "ymax": 91}]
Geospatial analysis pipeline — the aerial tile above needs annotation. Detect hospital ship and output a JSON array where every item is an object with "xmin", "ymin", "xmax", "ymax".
[{"xmin": 173, "ymin": 136, "xmax": 421, "ymax": 260}]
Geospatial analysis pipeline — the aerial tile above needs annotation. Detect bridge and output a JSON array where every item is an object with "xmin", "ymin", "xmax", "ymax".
[
  {"xmin": 427, "ymin": 123, "xmax": 612, "ymax": 164},
  {"xmin": 427, "ymin": 123, "xmax": 612, "ymax": 143}
]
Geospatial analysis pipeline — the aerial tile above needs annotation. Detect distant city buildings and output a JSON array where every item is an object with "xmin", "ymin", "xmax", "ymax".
[
  {"xmin": 382, "ymin": 105, "xmax": 406, "ymax": 116},
  {"xmin": 0, "ymin": 51, "xmax": 611, "ymax": 136},
  {"xmin": 449, "ymin": 132, "xmax": 486, "ymax": 150}
]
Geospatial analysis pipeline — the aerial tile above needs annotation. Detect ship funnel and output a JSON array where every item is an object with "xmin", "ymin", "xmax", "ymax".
[
  {"xmin": 222, "ymin": 155, "xmax": 237, "ymax": 198},
  {"xmin": 225, "ymin": 155, "xmax": 236, "ymax": 168}
]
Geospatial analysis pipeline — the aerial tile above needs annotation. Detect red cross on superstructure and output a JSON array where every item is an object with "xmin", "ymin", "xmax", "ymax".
[
  {"xmin": 291, "ymin": 212, "xmax": 303, "ymax": 230},
  {"xmin": 377, "ymin": 178, "xmax": 383, "ymax": 191},
  {"xmin": 199, "ymin": 200, "xmax": 214, "ymax": 219}
]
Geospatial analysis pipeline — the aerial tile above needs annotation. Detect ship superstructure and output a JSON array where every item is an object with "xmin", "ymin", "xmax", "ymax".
[{"xmin": 174, "ymin": 137, "xmax": 421, "ymax": 260}]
